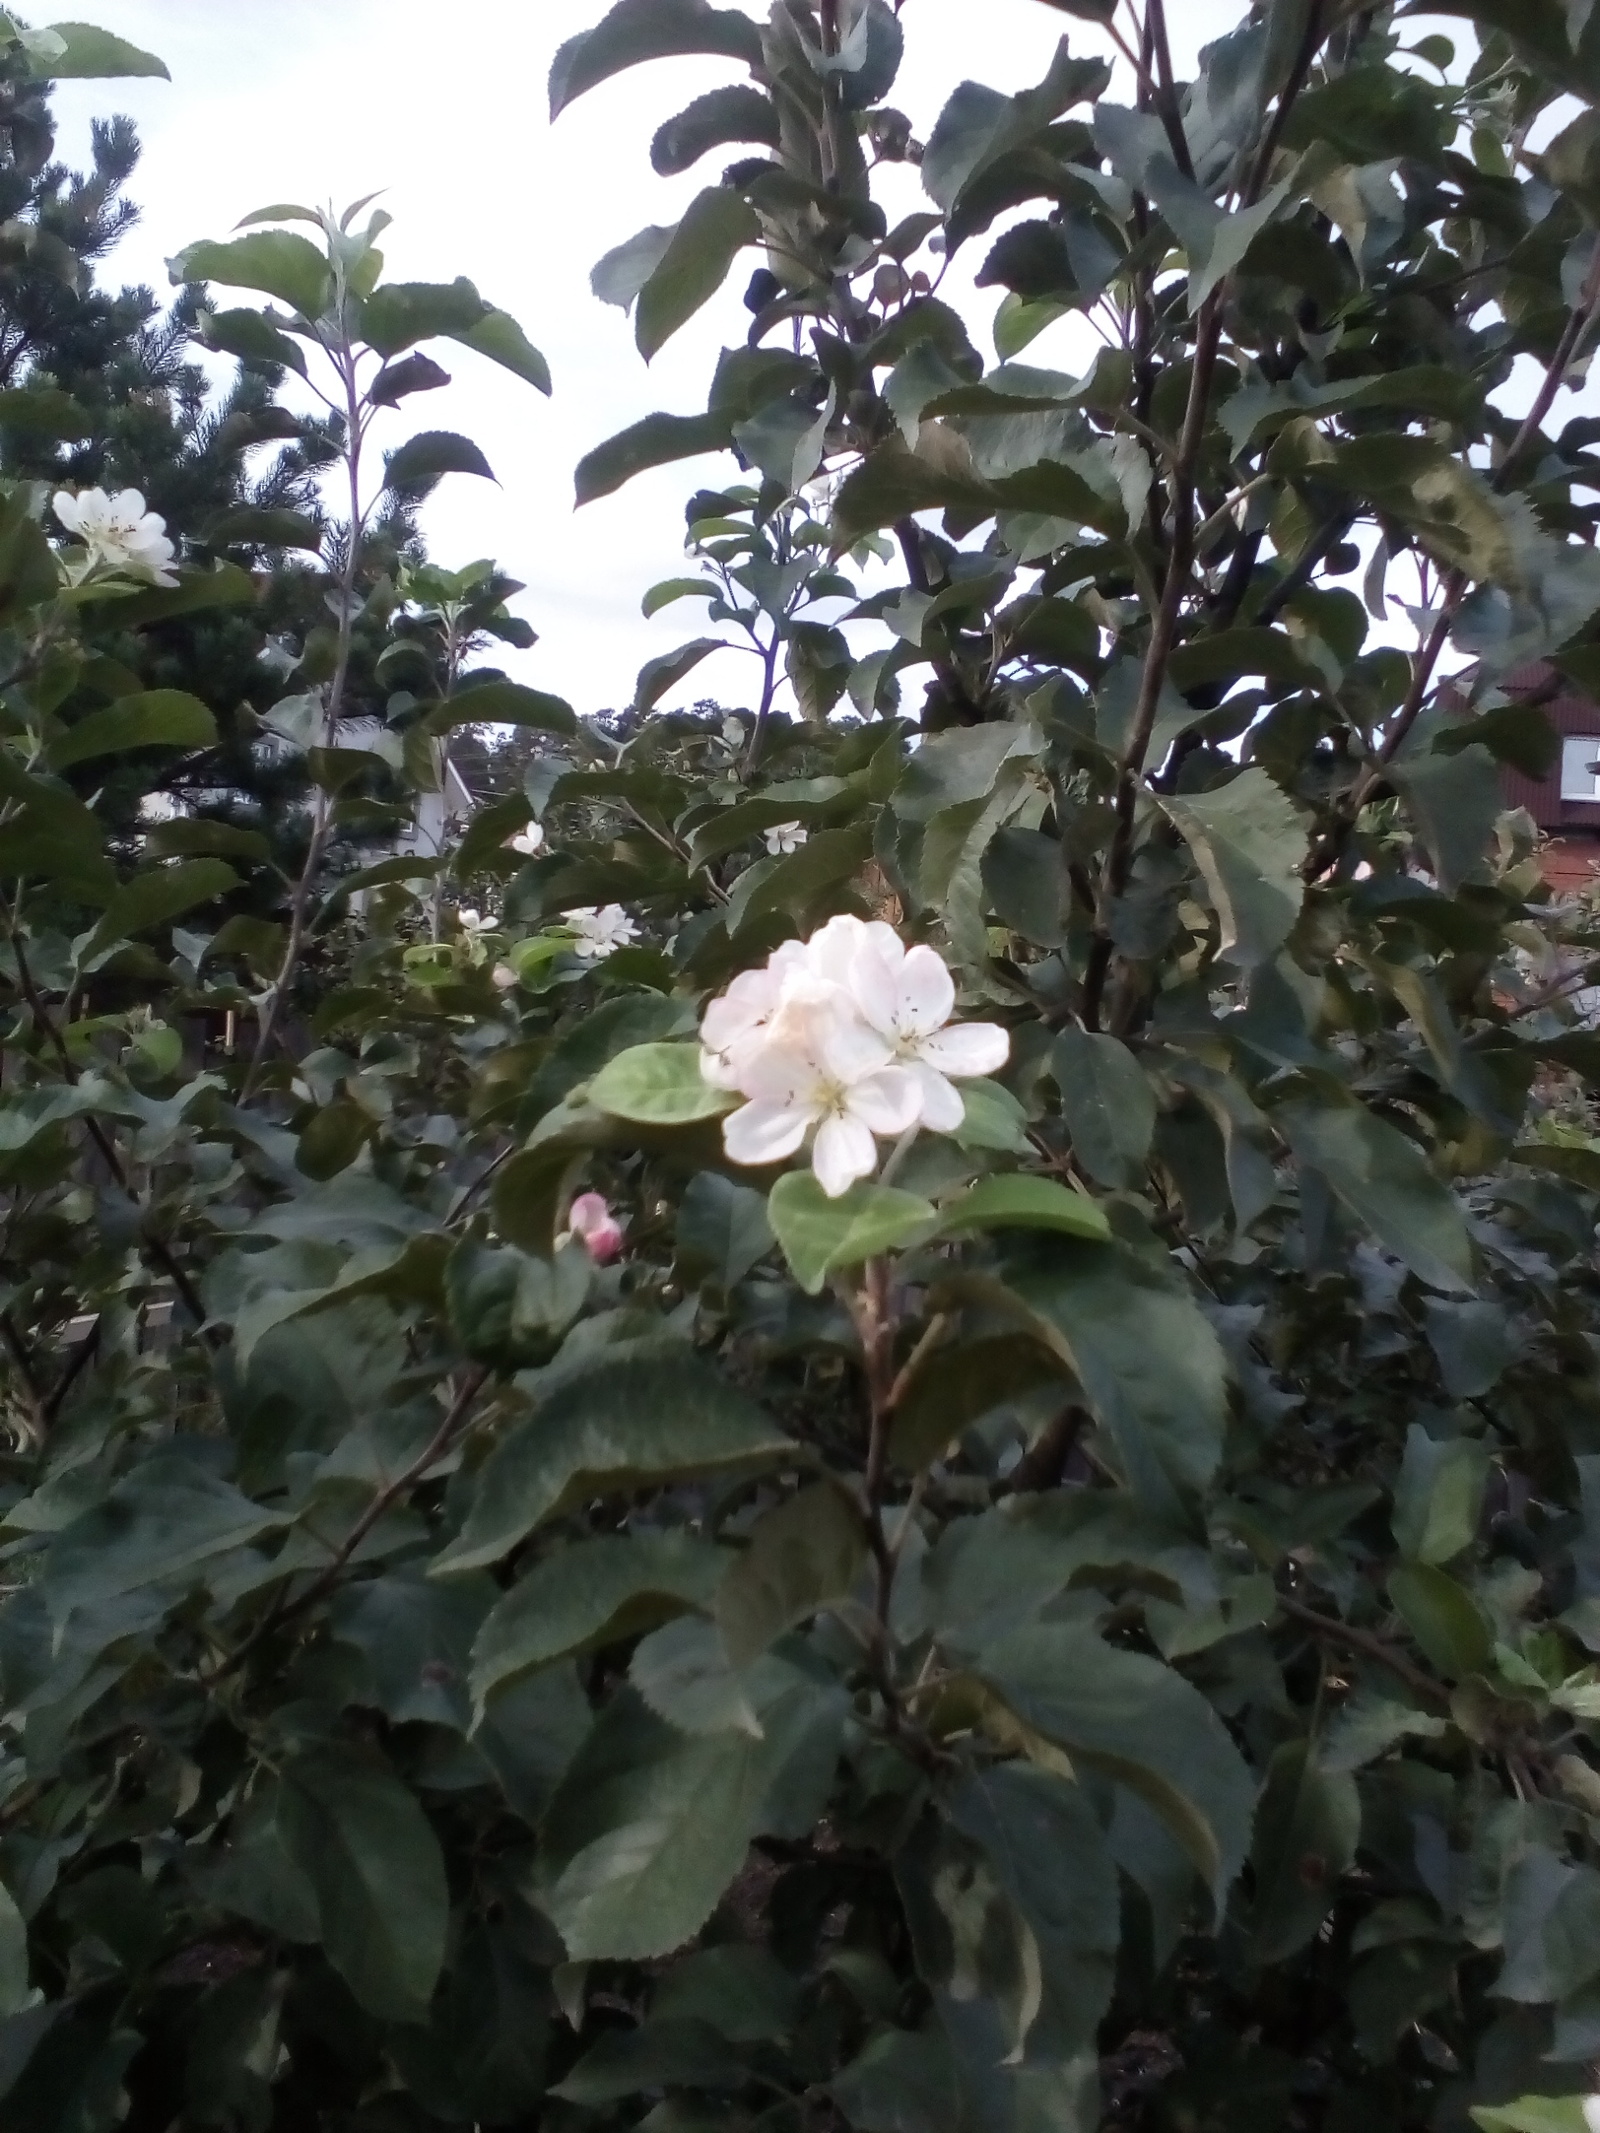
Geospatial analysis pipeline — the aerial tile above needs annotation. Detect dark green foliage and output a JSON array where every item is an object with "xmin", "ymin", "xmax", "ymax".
[{"xmin": 11, "ymin": 6, "xmax": 1600, "ymax": 2133}]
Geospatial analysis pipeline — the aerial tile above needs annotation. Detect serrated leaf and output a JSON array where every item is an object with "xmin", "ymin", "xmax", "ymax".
[
  {"xmin": 278, "ymin": 1746, "xmax": 448, "ymax": 2021},
  {"xmin": 434, "ymin": 1347, "xmax": 795, "ymax": 1574},
  {"xmin": 767, "ymin": 1171, "xmax": 937, "ymax": 1295},
  {"xmin": 716, "ymin": 1482, "xmax": 867, "ymax": 1668},
  {"xmin": 636, "ymin": 187, "xmax": 759, "ymax": 361},
  {"xmin": 438, "ymin": 679, "xmax": 576, "ymax": 736},
  {"xmin": 1161, "ymin": 768, "xmax": 1307, "ymax": 970},
  {"xmin": 172, "ymin": 231, "xmax": 331, "ymax": 318},
  {"xmin": 576, "ymin": 411, "xmax": 731, "ymax": 505},
  {"xmin": 589, "ymin": 1043, "xmax": 738, "ymax": 1126},
  {"xmin": 636, "ymin": 636, "xmax": 722, "ymax": 712},
  {"xmin": 1248, "ymin": 1742, "xmax": 1360, "ymax": 1964},
  {"xmin": 361, "ymin": 276, "xmax": 485, "ymax": 356},
  {"xmin": 471, "ymin": 1534, "xmax": 729, "ymax": 1705},
  {"xmin": 454, "ymin": 308, "xmax": 552, "ymax": 392},
  {"xmin": 199, "ymin": 304, "xmax": 308, "ymax": 375},
  {"xmin": 973, "ymin": 1623, "xmax": 1256, "ymax": 1908},
  {"xmin": 1388, "ymin": 1563, "xmax": 1492, "ymax": 1679},
  {"xmin": 1277, "ymin": 1098, "xmax": 1474, "ymax": 1295},
  {"xmin": 677, "ymin": 1170, "xmax": 774, "ymax": 1288},
  {"xmin": 30, "ymin": 21, "xmax": 168, "ymax": 78},
  {"xmin": 48, "ymin": 690, "xmax": 216, "ymax": 770},
  {"xmin": 890, "ymin": 1335, "xmax": 1066, "ymax": 1473},
  {"xmin": 80, "ymin": 858, "xmax": 238, "ymax": 962},
  {"xmin": 385, "ymin": 429, "xmax": 496, "ymax": 490},
  {"xmin": 1051, "ymin": 1028, "xmax": 1157, "ymax": 1190},
  {"xmin": 550, "ymin": 0, "xmax": 763, "ymax": 117},
  {"xmin": 932, "ymin": 1173, "xmax": 1111, "ymax": 1243},
  {"xmin": 1393, "ymin": 1424, "xmax": 1490, "ymax": 1566},
  {"xmin": 998, "ymin": 1244, "xmax": 1229, "ymax": 1504},
  {"xmin": 652, "ymin": 83, "xmax": 780, "ymax": 175}
]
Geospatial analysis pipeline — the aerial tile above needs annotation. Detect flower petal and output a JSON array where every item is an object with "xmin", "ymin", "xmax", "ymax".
[
  {"xmin": 818, "ymin": 1006, "xmax": 895, "ymax": 1086},
  {"xmin": 724, "ymin": 1099, "xmax": 812, "ymax": 1169},
  {"xmin": 911, "ymin": 1062, "xmax": 966, "ymax": 1133},
  {"xmin": 845, "ymin": 1065, "xmax": 923, "ymax": 1137},
  {"xmin": 918, "ymin": 1020, "xmax": 1010, "ymax": 1079},
  {"xmin": 895, "ymin": 945, "xmax": 955, "ymax": 1039},
  {"xmin": 813, "ymin": 1113, "xmax": 878, "ymax": 1197}
]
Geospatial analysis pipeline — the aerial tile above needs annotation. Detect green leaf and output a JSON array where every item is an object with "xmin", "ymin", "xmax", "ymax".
[
  {"xmin": 1472, "ymin": 2101, "xmax": 1592, "ymax": 2133},
  {"xmin": 171, "ymin": 231, "xmax": 331, "ymax": 318},
  {"xmin": 653, "ymin": 83, "xmax": 780, "ymax": 174},
  {"xmin": 588, "ymin": 1042, "xmax": 738, "ymax": 1126},
  {"xmin": 199, "ymin": 305, "xmax": 308, "ymax": 376},
  {"xmin": 677, "ymin": 1170, "xmax": 774, "ymax": 1288},
  {"xmin": 203, "ymin": 507, "xmax": 324, "ymax": 551},
  {"xmin": 550, "ymin": 0, "xmax": 765, "ymax": 119},
  {"xmin": 575, "ymin": 410, "xmax": 731, "ymax": 505},
  {"xmin": 636, "ymin": 187, "xmax": 759, "ymax": 361},
  {"xmin": 922, "ymin": 42, "xmax": 1111, "ymax": 213},
  {"xmin": 454, "ymin": 307, "xmax": 552, "ymax": 393},
  {"xmin": 385, "ymin": 429, "xmax": 496, "ymax": 490},
  {"xmin": 1248, "ymin": 1742, "xmax": 1361, "ymax": 1964},
  {"xmin": 890, "ymin": 1335, "xmax": 1066, "ymax": 1473},
  {"xmin": 439, "ymin": 679, "xmax": 577, "ymax": 736},
  {"xmin": 932, "ymin": 1173, "xmax": 1111, "ymax": 1243},
  {"xmin": 1001, "ymin": 1244, "xmax": 1229, "ymax": 1503},
  {"xmin": 1326, "ymin": 436, "xmax": 1513, "ymax": 583},
  {"xmin": 1161, "ymin": 768, "xmax": 1307, "ymax": 970},
  {"xmin": 1388, "ymin": 1563, "xmax": 1492, "ymax": 1679},
  {"xmin": 715, "ymin": 1482, "xmax": 868, "ymax": 1669},
  {"xmin": 1393, "ymin": 1424, "xmax": 1491, "ymax": 1566},
  {"xmin": 361, "ymin": 276, "xmax": 486, "ymax": 356},
  {"xmin": 29, "ymin": 21, "xmax": 169, "ymax": 77},
  {"xmin": 955, "ymin": 1077, "xmax": 1033, "ymax": 1154},
  {"xmin": 1051, "ymin": 1028, "xmax": 1157, "ymax": 1190},
  {"xmin": 0, "ymin": 1877, "xmax": 29, "ymax": 2017},
  {"xmin": 974, "ymin": 1623, "xmax": 1257, "ymax": 1908},
  {"xmin": 48, "ymin": 689, "xmax": 216, "ymax": 770},
  {"xmin": 642, "ymin": 575, "xmax": 714, "ymax": 619},
  {"xmin": 1276, "ymin": 1099, "xmax": 1474, "ymax": 1295},
  {"xmin": 767, "ymin": 1171, "xmax": 938, "ymax": 1295},
  {"xmin": 540, "ymin": 1695, "xmax": 775, "ymax": 1960},
  {"xmin": 1389, "ymin": 744, "xmax": 1502, "ymax": 897},
  {"xmin": 635, "ymin": 636, "xmax": 722, "ymax": 712},
  {"xmin": 472, "ymin": 1534, "xmax": 730, "ymax": 1705},
  {"xmin": 42, "ymin": 1451, "xmax": 283, "ymax": 1613},
  {"xmin": 80, "ymin": 858, "xmax": 239, "ymax": 962},
  {"xmin": 0, "ymin": 385, "xmax": 90, "ymax": 439},
  {"xmin": 277, "ymin": 1746, "xmax": 448, "ymax": 2021},
  {"xmin": 434, "ymin": 1346, "xmax": 795, "ymax": 1574}
]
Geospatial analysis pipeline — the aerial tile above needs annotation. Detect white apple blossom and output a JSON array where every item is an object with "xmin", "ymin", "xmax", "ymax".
[
  {"xmin": 53, "ymin": 487, "xmax": 178, "ymax": 588},
  {"xmin": 508, "ymin": 823, "xmax": 546, "ymax": 857},
  {"xmin": 457, "ymin": 907, "xmax": 496, "ymax": 936},
  {"xmin": 1583, "ymin": 2098, "xmax": 1600, "ymax": 2133},
  {"xmin": 765, "ymin": 820, "xmax": 808, "ymax": 856},
  {"xmin": 565, "ymin": 905, "xmax": 639, "ymax": 960},
  {"xmin": 701, "ymin": 914, "xmax": 1011, "ymax": 1196},
  {"xmin": 848, "ymin": 925, "xmax": 1010, "ymax": 1131},
  {"xmin": 491, "ymin": 963, "xmax": 519, "ymax": 991}
]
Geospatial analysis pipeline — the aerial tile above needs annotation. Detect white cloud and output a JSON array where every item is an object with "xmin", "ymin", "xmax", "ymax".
[{"xmin": 48, "ymin": 0, "xmax": 1239, "ymax": 714}]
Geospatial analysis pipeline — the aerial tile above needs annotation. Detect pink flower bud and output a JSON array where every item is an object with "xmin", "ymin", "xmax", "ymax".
[{"xmin": 568, "ymin": 1191, "xmax": 624, "ymax": 1264}]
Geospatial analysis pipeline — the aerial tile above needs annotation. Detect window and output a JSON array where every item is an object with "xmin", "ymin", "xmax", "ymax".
[{"xmin": 1561, "ymin": 736, "xmax": 1600, "ymax": 800}]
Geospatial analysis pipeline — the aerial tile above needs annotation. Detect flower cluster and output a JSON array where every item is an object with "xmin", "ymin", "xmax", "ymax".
[
  {"xmin": 53, "ymin": 488, "xmax": 178, "ymax": 589},
  {"xmin": 565, "ymin": 905, "xmax": 638, "ymax": 960},
  {"xmin": 700, "ymin": 915, "xmax": 1009, "ymax": 1198}
]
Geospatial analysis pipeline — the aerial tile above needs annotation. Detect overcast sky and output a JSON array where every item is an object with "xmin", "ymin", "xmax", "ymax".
[{"xmin": 47, "ymin": 1, "xmax": 1486, "ymax": 718}]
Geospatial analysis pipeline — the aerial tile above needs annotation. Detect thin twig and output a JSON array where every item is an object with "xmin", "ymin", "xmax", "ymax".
[
  {"xmin": 1276, "ymin": 1591, "xmax": 1451, "ymax": 1711},
  {"xmin": 215, "ymin": 1364, "xmax": 490, "ymax": 1679}
]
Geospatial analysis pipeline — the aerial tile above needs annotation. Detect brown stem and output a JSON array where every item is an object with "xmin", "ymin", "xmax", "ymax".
[
  {"xmin": 1276, "ymin": 1591, "xmax": 1451, "ymax": 1711},
  {"xmin": 216, "ymin": 1364, "xmax": 490, "ymax": 1679},
  {"xmin": 1146, "ymin": 0, "xmax": 1195, "ymax": 182}
]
